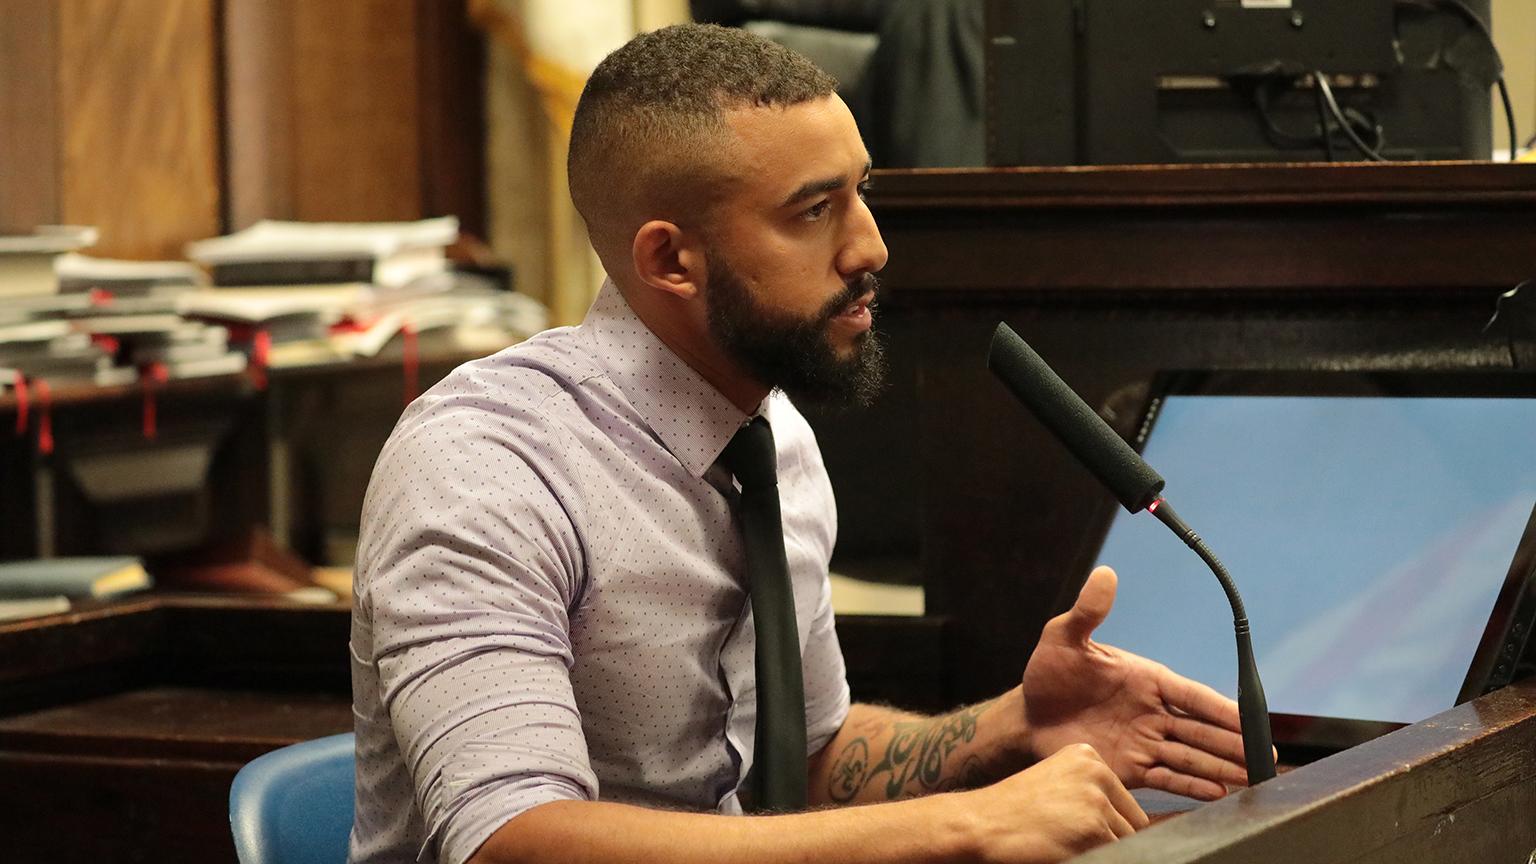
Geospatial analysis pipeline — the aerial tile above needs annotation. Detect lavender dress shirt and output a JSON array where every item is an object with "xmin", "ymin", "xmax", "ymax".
[{"xmin": 348, "ymin": 282, "xmax": 851, "ymax": 864}]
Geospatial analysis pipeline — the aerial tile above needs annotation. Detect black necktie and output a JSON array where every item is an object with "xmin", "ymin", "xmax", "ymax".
[{"xmin": 720, "ymin": 416, "xmax": 807, "ymax": 812}]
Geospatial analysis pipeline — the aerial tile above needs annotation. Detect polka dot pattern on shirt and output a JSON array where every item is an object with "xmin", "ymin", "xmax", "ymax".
[{"xmin": 349, "ymin": 281, "xmax": 851, "ymax": 864}]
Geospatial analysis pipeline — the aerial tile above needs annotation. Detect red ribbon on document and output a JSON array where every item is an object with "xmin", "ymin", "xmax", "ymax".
[
  {"xmin": 14, "ymin": 375, "xmax": 28, "ymax": 436},
  {"xmin": 141, "ymin": 362, "xmax": 169, "ymax": 440},
  {"xmin": 249, "ymin": 329, "xmax": 271, "ymax": 390},
  {"xmin": 35, "ymin": 379, "xmax": 53, "ymax": 456}
]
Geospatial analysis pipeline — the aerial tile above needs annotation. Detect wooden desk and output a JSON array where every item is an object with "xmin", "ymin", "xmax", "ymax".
[
  {"xmin": 0, "ymin": 596, "xmax": 352, "ymax": 863},
  {"xmin": 2, "ymin": 598, "xmax": 1531, "ymax": 863},
  {"xmin": 1087, "ymin": 678, "xmax": 1536, "ymax": 863},
  {"xmin": 0, "ymin": 596, "xmax": 946, "ymax": 862}
]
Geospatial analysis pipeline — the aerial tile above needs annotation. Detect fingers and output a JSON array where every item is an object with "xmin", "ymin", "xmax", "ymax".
[
  {"xmin": 1058, "ymin": 744, "xmax": 1149, "ymax": 832},
  {"xmin": 1160, "ymin": 672, "xmax": 1243, "ymax": 733},
  {"xmin": 1153, "ymin": 739, "xmax": 1249, "ymax": 790},
  {"xmin": 1104, "ymin": 805, "xmax": 1139, "ymax": 839},
  {"xmin": 1060, "ymin": 566, "xmax": 1118, "ymax": 644},
  {"xmin": 1163, "ymin": 715, "xmax": 1247, "ymax": 765},
  {"xmin": 975, "ymin": 745, "xmax": 1146, "ymax": 862},
  {"xmin": 1159, "ymin": 674, "xmax": 1279, "ymax": 780},
  {"xmin": 1100, "ymin": 764, "xmax": 1150, "ymax": 832},
  {"xmin": 1143, "ymin": 766, "xmax": 1230, "ymax": 802}
]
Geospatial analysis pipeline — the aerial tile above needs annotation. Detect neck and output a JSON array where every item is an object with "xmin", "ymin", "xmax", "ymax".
[{"xmin": 620, "ymin": 286, "xmax": 770, "ymax": 415}]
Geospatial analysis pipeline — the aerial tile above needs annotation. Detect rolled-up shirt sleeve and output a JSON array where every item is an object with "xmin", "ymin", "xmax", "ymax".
[
  {"xmin": 801, "ymin": 572, "xmax": 851, "ymax": 758},
  {"xmin": 360, "ymin": 401, "xmax": 597, "ymax": 864}
]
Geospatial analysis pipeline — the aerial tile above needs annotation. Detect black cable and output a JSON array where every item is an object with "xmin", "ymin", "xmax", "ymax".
[
  {"xmin": 1248, "ymin": 75, "xmax": 1379, "ymax": 160},
  {"xmin": 1248, "ymin": 78, "xmax": 1328, "ymax": 149},
  {"xmin": 1397, "ymin": 0, "xmax": 1518, "ymax": 158},
  {"xmin": 1314, "ymin": 81, "xmax": 1336, "ymax": 162},
  {"xmin": 1495, "ymin": 78, "xmax": 1518, "ymax": 159},
  {"xmin": 1314, "ymin": 72, "xmax": 1388, "ymax": 162}
]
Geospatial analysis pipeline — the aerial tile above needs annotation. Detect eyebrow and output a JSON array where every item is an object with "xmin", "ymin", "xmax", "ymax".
[{"xmin": 779, "ymin": 161, "xmax": 873, "ymax": 208}]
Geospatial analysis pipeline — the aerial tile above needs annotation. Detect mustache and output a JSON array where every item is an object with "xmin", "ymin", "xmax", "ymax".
[{"xmin": 817, "ymin": 272, "xmax": 881, "ymax": 323}]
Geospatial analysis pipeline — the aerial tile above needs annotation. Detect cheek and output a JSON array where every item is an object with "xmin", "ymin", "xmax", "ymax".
[{"xmin": 756, "ymin": 234, "xmax": 843, "ymax": 311}]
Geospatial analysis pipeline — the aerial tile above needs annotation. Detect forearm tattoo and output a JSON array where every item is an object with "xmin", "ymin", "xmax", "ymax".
[{"xmin": 826, "ymin": 704, "xmax": 993, "ymax": 803}]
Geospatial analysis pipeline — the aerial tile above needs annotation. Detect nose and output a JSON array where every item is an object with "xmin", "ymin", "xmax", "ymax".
[{"xmin": 837, "ymin": 195, "xmax": 888, "ymax": 280}]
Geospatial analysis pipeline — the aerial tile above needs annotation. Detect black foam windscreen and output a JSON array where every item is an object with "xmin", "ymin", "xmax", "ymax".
[{"xmin": 987, "ymin": 323, "xmax": 1166, "ymax": 513}]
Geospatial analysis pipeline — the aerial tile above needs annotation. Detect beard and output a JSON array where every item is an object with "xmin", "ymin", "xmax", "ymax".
[{"xmin": 703, "ymin": 250, "xmax": 888, "ymax": 408}]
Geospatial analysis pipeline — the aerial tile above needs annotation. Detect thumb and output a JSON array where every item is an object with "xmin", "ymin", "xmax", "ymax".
[{"xmin": 1062, "ymin": 566, "xmax": 1118, "ymax": 644}]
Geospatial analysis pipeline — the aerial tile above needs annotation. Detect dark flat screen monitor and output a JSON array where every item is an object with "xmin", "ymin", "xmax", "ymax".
[
  {"xmin": 1088, "ymin": 371, "xmax": 1536, "ymax": 757},
  {"xmin": 986, "ymin": 0, "xmax": 1493, "ymax": 165}
]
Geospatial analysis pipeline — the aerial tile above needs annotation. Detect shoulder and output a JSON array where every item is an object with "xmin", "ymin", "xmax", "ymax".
[
  {"xmin": 356, "ymin": 333, "xmax": 607, "ymax": 609},
  {"xmin": 363, "ymin": 328, "xmax": 614, "ymax": 553},
  {"xmin": 382, "ymin": 327, "xmax": 607, "ymax": 466}
]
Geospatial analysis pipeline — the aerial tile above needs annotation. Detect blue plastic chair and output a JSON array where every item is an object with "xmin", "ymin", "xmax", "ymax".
[{"xmin": 230, "ymin": 732, "xmax": 357, "ymax": 864}]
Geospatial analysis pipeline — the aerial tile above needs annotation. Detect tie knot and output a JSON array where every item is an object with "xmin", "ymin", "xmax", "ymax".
[{"xmin": 720, "ymin": 416, "xmax": 778, "ymax": 490}]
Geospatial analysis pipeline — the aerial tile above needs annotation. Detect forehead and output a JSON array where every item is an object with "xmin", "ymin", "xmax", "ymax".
[{"xmin": 719, "ymin": 95, "xmax": 869, "ymax": 203}]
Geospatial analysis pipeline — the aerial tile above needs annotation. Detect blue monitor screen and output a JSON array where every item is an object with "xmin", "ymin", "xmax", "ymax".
[{"xmin": 1091, "ymin": 395, "xmax": 1536, "ymax": 725}]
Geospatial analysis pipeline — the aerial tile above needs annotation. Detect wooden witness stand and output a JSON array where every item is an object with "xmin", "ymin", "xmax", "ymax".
[
  {"xmin": 2, "ymin": 161, "xmax": 1535, "ymax": 861},
  {"xmin": 0, "ymin": 598, "xmax": 1531, "ymax": 863}
]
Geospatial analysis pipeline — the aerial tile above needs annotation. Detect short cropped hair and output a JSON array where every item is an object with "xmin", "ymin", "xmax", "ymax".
[{"xmin": 568, "ymin": 24, "xmax": 837, "ymax": 252}]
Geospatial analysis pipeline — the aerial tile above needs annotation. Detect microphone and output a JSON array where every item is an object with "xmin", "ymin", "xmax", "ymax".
[{"xmin": 987, "ymin": 322, "xmax": 1277, "ymax": 785}]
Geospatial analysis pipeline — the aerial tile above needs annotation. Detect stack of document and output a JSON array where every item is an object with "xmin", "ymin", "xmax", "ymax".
[
  {"xmin": 181, "ymin": 217, "xmax": 547, "ymax": 366},
  {"xmin": 186, "ymin": 216, "xmax": 458, "ymax": 289},
  {"xmin": 0, "ymin": 247, "xmax": 247, "ymax": 387},
  {"xmin": 0, "ymin": 315, "xmax": 135, "ymax": 389},
  {"xmin": 0, "ymin": 226, "xmax": 97, "ymax": 298}
]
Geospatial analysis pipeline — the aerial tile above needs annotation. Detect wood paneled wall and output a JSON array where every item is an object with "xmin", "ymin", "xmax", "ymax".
[
  {"xmin": 0, "ymin": 0, "xmax": 61, "ymax": 233},
  {"xmin": 58, "ymin": 0, "xmax": 222, "ymax": 260},
  {"xmin": 223, "ymin": 0, "xmax": 484, "ymax": 233},
  {"xmin": 0, "ymin": 0, "xmax": 484, "ymax": 259}
]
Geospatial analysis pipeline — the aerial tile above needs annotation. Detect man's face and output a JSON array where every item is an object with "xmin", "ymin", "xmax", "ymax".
[{"xmin": 702, "ymin": 95, "xmax": 890, "ymax": 406}]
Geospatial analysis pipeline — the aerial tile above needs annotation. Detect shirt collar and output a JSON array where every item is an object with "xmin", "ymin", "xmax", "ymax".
[{"xmin": 581, "ymin": 280, "xmax": 757, "ymax": 478}]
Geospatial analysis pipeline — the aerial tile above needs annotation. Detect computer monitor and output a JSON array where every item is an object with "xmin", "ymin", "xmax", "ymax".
[
  {"xmin": 986, "ymin": 0, "xmax": 1494, "ymax": 165},
  {"xmin": 1087, "ymin": 370, "xmax": 1536, "ymax": 758}
]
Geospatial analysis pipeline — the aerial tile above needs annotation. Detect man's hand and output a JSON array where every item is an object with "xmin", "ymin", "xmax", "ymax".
[
  {"xmin": 958, "ymin": 743, "xmax": 1148, "ymax": 863},
  {"xmin": 1020, "ymin": 566, "xmax": 1252, "ymax": 800}
]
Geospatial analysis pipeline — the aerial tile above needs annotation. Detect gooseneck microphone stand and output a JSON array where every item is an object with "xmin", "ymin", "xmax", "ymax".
[
  {"xmin": 1148, "ymin": 498, "xmax": 1276, "ymax": 784},
  {"xmin": 987, "ymin": 322, "xmax": 1276, "ymax": 785}
]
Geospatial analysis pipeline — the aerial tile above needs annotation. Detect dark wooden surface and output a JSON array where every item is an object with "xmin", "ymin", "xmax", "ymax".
[
  {"xmin": 0, "ymin": 596, "xmax": 353, "ymax": 864},
  {"xmin": 0, "ymin": 596, "xmax": 942, "ymax": 862},
  {"xmin": 1080, "ymin": 678, "xmax": 1536, "ymax": 864},
  {"xmin": 833, "ymin": 162, "xmax": 1536, "ymax": 707},
  {"xmin": 1, "ymin": 598, "xmax": 1531, "ymax": 863}
]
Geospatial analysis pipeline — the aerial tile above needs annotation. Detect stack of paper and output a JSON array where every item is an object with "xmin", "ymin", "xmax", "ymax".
[
  {"xmin": 186, "ymin": 216, "xmax": 458, "ymax": 289},
  {"xmin": 55, "ymin": 253, "xmax": 205, "ymax": 314},
  {"xmin": 0, "ymin": 226, "xmax": 98, "ymax": 298},
  {"xmin": 0, "ymin": 318, "xmax": 131, "ymax": 387}
]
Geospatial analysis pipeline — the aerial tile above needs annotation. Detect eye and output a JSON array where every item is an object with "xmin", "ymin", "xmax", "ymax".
[
  {"xmin": 802, "ymin": 199, "xmax": 832, "ymax": 221},
  {"xmin": 856, "ymin": 179, "xmax": 872, "ymax": 200}
]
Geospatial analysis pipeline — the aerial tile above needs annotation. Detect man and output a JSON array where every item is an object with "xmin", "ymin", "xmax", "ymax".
[{"xmin": 350, "ymin": 23, "xmax": 1252, "ymax": 864}]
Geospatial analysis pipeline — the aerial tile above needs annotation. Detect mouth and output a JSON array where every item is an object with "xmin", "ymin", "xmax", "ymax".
[{"xmin": 837, "ymin": 291, "xmax": 877, "ymax": 319}]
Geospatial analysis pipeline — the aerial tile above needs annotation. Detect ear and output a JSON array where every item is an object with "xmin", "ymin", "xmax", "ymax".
[{"xmin": 631, "ymin": 220, "xmax": 707, "ymax": 300}]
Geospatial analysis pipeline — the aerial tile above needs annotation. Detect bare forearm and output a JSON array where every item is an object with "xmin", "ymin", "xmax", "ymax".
[
  {"xmin": 809, "ymin": 692, "xmax": 1031, "ymax": 807},
  {"xmin": 469, "ymin": 796, "xmax": 979, "ymax": 864}
]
